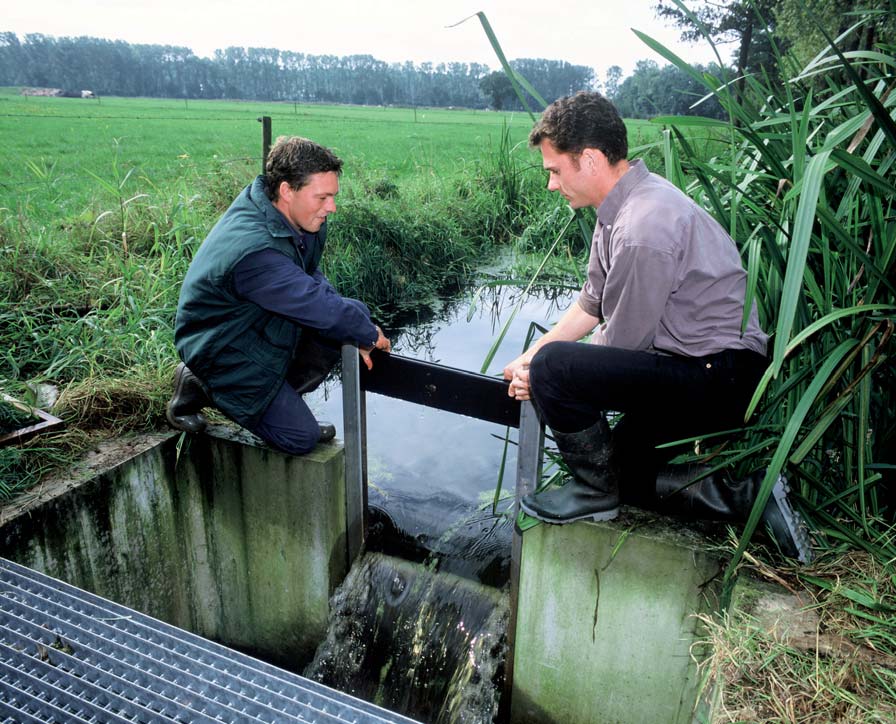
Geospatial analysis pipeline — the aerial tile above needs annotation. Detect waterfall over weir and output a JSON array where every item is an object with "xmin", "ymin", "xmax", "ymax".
[{"xmin": 305, "ymin": 551, "xmax": 509, "ymax": 723}]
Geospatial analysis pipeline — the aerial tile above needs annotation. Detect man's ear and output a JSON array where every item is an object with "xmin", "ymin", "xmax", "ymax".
[
  {"xmin": 582, "ymin": 149, "xmax": 598, "ymax": 173},
  {"xmin": 583, "ymin": 148, "xmax": 607, "ymax": 174},
  {"xmin": 278, "ymin": 180, "xmax": 293, "ymax": 200}
]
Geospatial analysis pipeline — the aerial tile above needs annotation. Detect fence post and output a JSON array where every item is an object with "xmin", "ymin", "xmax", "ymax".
[{"xmin": 258, "ymin": 116, "xmax": 272, "ymax": 173}]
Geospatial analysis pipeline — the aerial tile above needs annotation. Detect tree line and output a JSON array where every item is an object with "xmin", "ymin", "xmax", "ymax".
[
  {"xmin": 0, "ymin": 33, "xmax": 596, "ymax": 111},
  {"xmin": 2, "ymin": 1, "xmax": 892, "ymax": 117},
  {"xmin": 0, "ymin": 31, "xmax": 736, "ymax": 119}
]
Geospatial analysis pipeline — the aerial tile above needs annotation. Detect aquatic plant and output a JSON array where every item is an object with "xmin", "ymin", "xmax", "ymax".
[{"xmin": 637, "ymin": 2, "xmax": 895, "ymax": 582}]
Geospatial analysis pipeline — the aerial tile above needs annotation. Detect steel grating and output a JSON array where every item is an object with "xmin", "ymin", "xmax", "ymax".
[{"xmin": 0, "ymin": 558, "xmax": 419, "ymax": 724}]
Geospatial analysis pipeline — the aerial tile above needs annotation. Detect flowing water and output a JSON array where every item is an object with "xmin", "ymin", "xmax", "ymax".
[
  {"xmin": 306, "ymin": 552, "xmax": 509, "ymax": 723},
  {"xmin": 303, "ymin": 283, "xmax": 572, "ymax": 721}
]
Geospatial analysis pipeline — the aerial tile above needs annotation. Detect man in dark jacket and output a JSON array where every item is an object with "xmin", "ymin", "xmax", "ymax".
[{"xmin": 167, "ymin": 136, "xmax": 390, "ymax": 454}]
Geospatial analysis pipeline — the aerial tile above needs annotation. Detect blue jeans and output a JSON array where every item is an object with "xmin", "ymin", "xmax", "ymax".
[{"xmin": 248, "ymin": 331, "xmax": 342, "ymax": 455}]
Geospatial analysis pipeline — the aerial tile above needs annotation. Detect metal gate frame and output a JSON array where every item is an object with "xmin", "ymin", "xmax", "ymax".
[{"xmin": 340, "ymin": 345, "xmax": 544, "ymax": 700}]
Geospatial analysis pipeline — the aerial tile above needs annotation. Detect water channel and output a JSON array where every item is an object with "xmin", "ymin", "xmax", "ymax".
[
  {"xmin": 303, "ymin": 281, "xmax": 574, "ymax": 722},
  {"xmin": 309, "ymin": 281, "xmax": 573, "ymax": 580}
]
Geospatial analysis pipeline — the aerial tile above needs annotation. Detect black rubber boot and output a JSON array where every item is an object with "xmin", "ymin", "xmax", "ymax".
[
  {"xmin": 166, "ymin": 363, "xmax": 212, "ymax": 434},
  {"xmin": 318, "ymin": 421, "xmax": 336, "ymax": 443},
  {"xmin": 655, "ymin": 464, "xmax": 813, "ymax": 563},
  {"xmin": 520, "ymin": 417, "xmax": 620, "ymax": 524}
]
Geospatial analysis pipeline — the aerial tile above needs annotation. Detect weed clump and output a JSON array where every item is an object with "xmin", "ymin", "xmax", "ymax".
[
  {"xmin": 700, "ymin": 552, "xmax": 896, "ymax": 723},
  {"xmin": 55, "ymin": 376, "xmax": 168, "ymax": 434}
]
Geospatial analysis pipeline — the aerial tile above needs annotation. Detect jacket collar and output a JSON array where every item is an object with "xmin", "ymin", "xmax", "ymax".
[{"xmin": 248, "ymin": 175, "xmax": 295, "ymax": 239}]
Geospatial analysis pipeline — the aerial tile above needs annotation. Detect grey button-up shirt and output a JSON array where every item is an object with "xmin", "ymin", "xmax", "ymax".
[{"xmin": 578, "ymin": 160, "xmax": 768, "ymax": 357}]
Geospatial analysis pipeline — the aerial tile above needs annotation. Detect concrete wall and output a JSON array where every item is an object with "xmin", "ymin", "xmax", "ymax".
[
  {"xmin": 0, "ymin": 425, "xmax": 347, "ymax": 669},
  {"xmin": 511, "ymin": 511, "xmax": 722, "ymax": 724}
]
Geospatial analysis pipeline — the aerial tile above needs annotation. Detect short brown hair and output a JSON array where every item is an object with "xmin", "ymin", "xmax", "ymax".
[
  {"xmin": 529, "ymin": 92, "xmax": 628, "ymax": 165},
  {"xmin": 265, "ymin": 136, "xmax": 343, "ymax": 201}
]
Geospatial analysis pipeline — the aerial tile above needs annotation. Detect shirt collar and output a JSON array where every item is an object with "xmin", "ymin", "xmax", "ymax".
[{"xmin": 597, "ymin": 159, "xmax": 649, "ymax": 227}]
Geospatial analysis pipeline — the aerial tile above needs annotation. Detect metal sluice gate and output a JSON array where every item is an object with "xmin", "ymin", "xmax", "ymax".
[{"xmin": 0, "ymin": 558, "xmax": 418, "ymax": 724}]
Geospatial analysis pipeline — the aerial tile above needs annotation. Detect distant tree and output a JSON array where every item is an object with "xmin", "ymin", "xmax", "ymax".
[
  {"xmin": 604, "ymin": 65, "xmax": 623, "ymax": 100},
  {"xmin": 613, "ymin": 60, "xmax": 727, "ymax": 119},
  {"xmin": 510, "ymin": 58, "xmax": 596, "ymax": 107},
  {"xmin": 774, "ymin": 0, "xmax": 895, "ymax": 69},
  {"xmin": 479, "ymin": 71, "xmax": 515, "ymax": 110},
  {"xmin": 0, "ymin": 32, "xmax": 23, "ymax": 85},
  {"xmin": 0, "ymin": 32, "xmax": 595, "ymax": 110},
  {"xmin": 653, "ymin": 0, "xmax": 783, "ymax": 91}
]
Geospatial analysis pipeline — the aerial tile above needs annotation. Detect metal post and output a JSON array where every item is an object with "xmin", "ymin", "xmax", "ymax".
[
  {"xmin": 258, "ymin": 116, "xmax": 272, "ymax": 173},
  {"xmin": 341, "ymin": 344, "xmax": 367, "ymax": 566},
  {"xmin": 515, "ymin": 401, "xmax": 545, "ymax": 499},
  {"xmin": 503, "ymin": 400, "xmax": 544, "ymax": 713}
]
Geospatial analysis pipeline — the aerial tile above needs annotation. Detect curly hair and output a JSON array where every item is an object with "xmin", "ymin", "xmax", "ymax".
[
  {"xmin": 529, "ymin": 92, "xmax": 628, "ymax": 165},
  {"xmin": 265, "ymin": 136, "xmax": 343, "ymax": 201}
]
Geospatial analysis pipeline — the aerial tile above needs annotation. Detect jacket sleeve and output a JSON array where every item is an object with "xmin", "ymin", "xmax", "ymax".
[{"xmin": 233, "ymin": 249, "xmax": 378, "ymax": 347}]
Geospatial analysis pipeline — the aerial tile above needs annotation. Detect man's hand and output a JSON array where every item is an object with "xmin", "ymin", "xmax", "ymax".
[
  {"xmin": 360, "ymin": 326, "xmax": 391, "ymax": 370},
  {"xmin": 503, "ymin": 351, "xmax": 532, "ymax": 384},
  {"xmin": 501, "ymin": 303, "xmax": 600, "ymax": 401},
  {"xmin": 504, "ymin": 350, "xmax": 536, "ymax": 400},
  {"xmin": 507, "ymin": 365, "xmax": 531, "ymax": 401}
]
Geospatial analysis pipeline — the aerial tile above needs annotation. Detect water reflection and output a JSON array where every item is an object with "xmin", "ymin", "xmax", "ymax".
[{"xmin": 308, "ymin": 284, "xmax": 572, "ymax": 506}]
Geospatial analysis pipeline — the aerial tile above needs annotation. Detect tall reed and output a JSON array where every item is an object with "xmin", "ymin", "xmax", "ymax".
[{"xmin": 637, "ymin": 3, "xmax": 895, "ymax": 580}]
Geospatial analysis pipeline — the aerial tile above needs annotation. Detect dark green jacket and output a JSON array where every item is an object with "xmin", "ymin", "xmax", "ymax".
[{"xmin": 174, "ymin": 176, "xmax": 328, "ymax": 427}]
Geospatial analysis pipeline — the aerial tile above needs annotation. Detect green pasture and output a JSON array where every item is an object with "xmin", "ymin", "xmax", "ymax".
[{"xmin": 0, "ymin": 88, "xmax": 660, "ymax": 221}]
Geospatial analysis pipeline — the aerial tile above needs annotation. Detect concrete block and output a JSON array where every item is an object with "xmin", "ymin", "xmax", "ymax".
[
  {"xmin": 512, "ymin": 509, "xmax": 722, "ymax": 724},
  {"xmin": 0, "ymin": 425, "xmax": 347, "ymax": 670}
]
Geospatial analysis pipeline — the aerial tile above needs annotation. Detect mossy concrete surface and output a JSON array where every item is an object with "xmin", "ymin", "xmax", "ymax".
[
  {"xmin": 0, "ymin": 424, "xmax": 347, "ymax": 670},
  {"xmin": 511, "ymin": 509, "xmax": 722, "ymax": 724}
]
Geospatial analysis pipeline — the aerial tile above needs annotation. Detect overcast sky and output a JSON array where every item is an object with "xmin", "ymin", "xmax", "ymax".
[{"xmin": 3, "ymin": 0, "xmax": 724, "ymax": 79}]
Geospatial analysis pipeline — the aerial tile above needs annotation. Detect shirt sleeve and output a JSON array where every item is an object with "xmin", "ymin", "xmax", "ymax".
[
  {"xmin": 578, "ymin": 222, "xmax": 606, "ymax": 319},
  {"xmin": 591, "ymin": 243, "xmax": 677, "ymax": 351},
  {"xmin": 233, "ymin": 249, "xmax": 379, "ymax": 347}
]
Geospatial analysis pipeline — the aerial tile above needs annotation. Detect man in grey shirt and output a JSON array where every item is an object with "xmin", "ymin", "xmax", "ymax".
[{"xmin": 504, "ymin": 92, "xmax": 810, "ymax": 562}]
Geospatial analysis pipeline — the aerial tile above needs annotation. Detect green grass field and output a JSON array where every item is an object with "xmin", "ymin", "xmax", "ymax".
[
  {"xmin": 0, "ymin": 89, "xmax": 661, "ymax": 221},
  {"xmin": 1, "ymin": 92, "xmax": 526, "ymax": 215}
]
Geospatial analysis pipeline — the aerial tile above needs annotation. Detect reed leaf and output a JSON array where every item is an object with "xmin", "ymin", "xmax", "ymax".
[
  {"xmin": 449, "ymin": 12, "xmax": 539, "ymax": 121},
  {"xmin": 771, "ymin": 149, "xmax": 832, "ymax": 377},
  {"xmin": 478, "ymin": 211, "xmax": 577, "ymax": 373},
  {"xmin": 830, "ymin": 148, "xmax": 896, "ymax": 196},
  {"xmin": 745, "ymin": 304, "xmax": 893, "ymax": 419},
  {"xmin": 810, "ymin": 19, "xmax": 896, "ymax": 149},
  {"xmin": 726, "ymin": 339, "xmax": 858, "ymax": 579}
]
